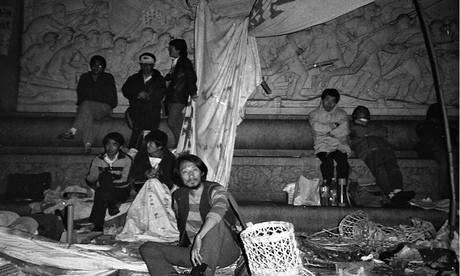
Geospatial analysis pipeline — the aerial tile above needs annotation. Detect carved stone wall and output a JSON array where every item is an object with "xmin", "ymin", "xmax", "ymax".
[{"xmin": 17, "ymin": 0, "xmax": 459, "ymax": 116}]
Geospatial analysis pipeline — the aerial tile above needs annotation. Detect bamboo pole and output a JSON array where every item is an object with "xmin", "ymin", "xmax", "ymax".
[{"xmin": 412, "ymin": 0, "xmax": 457, "ymax": 238}]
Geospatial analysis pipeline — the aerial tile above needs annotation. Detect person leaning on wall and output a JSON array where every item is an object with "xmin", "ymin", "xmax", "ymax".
[
  {"xmin": 122, "ymin": 53, "xmax": 166, "ymax": 150},
  {"xmin": 164, "ymin": 39, "xmax": 198, "ymax": 148}
]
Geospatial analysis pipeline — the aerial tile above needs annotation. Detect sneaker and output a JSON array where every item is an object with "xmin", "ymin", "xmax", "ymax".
[
  {"xmin": 390, "ymin": 191, "xmax": 416, "ymax": 205},
  {"xmin": 108, "ymin": 205, "xmax": 120, "ymax": 216},
  {"xmin": 58, "ymin": 132, "xmax": 75, "ymax": 142}
]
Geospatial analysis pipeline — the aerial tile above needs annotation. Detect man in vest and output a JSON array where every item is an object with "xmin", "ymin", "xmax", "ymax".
[{"xmin": 139, "ymin": 154, "xmax": 241, "ymax": 276}]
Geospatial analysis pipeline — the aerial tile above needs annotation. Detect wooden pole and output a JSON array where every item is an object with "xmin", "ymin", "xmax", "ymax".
[{"xmin": 412, "ymin": 0, "xmax": 457, "ymax": 238}]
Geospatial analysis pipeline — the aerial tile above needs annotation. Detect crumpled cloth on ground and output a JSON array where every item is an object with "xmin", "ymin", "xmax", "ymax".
[{"xmin": 116, "ymin": 178, "xmax": 179, "ymax": 243}]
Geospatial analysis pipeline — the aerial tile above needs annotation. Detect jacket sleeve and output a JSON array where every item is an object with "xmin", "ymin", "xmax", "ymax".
[
  {"xmin": 205, "ymin": 185, "xmax": 229, "ymax": 223},
  {"xmin": 130, "ymin": 151, "xmax": 150, "ymax": 181},
  {"xmin": 183, "ymin": 58, "xmax": 197, "ymax": 97},
  {"xmin": 122, "ymin": 75, "xmax": 139, "ymax": 101},
  {"xmin": 76, "ymin": 73, "xmax": 88, "ymax": 106},
  {"xmin": 330, "ymin": 111, "xmax": 349, "ymax": 138},
  {"xmin": 85, "ymin": 157, "xmax": 100, "ymax": 185},
  {"xmin": 106, "ymin": 73, "xmax": 118, "ymax": 109},
  {"xmin": 159, "ymin": 152, "xmax": 176, "ymax": 190}
]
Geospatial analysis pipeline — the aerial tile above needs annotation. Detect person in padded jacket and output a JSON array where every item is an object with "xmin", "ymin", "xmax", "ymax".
[
  {"xmin": 164, "ymin": 39, "xmax": 197, "ymax": 148},
  {"xmin": 122, "ymin": 53, "xmax": 166, "ymax": 149},
  {"xmin": 308, "ymin": 88, "xmax": 350, "ymax": 185}
]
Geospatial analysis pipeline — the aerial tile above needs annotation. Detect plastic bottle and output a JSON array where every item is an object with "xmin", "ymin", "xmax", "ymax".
[
  {"xmin": 338, "ymin": 178, "xmax": 347, "ymax": 207},
  {"xmin": 329, "ymin": 179, "xmax": 338, "ymax": 206},
  {"xmin": 320, "ymin": 180, "xmax": 330, "ymax": 206}
]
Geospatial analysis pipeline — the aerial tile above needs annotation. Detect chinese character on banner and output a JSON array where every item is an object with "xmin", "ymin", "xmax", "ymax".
[{"xmin": 0, "ymin": 6, "xmax": 13, "ymax": 55}]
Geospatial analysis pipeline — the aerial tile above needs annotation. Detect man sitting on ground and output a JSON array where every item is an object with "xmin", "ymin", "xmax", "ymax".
[
  {"xmin": 86, "ymin": 132, "xmax": 132, "ymax": 232},
  {"xmin": 116, "ymin": 129, "xmax": 178, "ymax": 242},
  {"xmin": 139, "ymin": 154, "xmax": 242, "ymax": 276}
]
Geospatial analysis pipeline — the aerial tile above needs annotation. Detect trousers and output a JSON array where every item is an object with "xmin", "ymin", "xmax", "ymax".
[
  {"xmin": 139, "ymin": 219, "xmax": 241, "ymax": 276},
  {"xmin": 73, "ymin": 100, "xmax": 112, "ymax": 146},
  {"xmin": 88, "ymin": 171, "xmax": 130, "ymax": 227},
  {"xmin": 316, "ymin": 150, "xmax": 350, "ymax": 181},
  {"xmin": 364, "ymin": 149, "xmax": 403, "ymax": 194}
]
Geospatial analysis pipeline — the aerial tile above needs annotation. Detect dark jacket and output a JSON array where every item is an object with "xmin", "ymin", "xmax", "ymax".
[
  {"xmin": 122, "ymin": 69, "xmax": 166, "ymax": 110},
  {"xmin": 77, "ymin": 71, "xmax": 117, "ymax": 109},
  {"xmin": 129, "ymin": 148, "xmax": 176, "ymax": 190},
  {"xmin": 349, "ymin": 121, "xmax": 393, "ymax": 160},
  {"xmin": 166, "ymin": 56, "xmax": 197, "ymax": 105}
]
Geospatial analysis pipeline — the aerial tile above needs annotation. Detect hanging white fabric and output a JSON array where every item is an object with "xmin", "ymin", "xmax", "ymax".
[
  {"xmin": 248, "ymin": 0, "xmax": 374, "ymax": 37},
  {"xmin": 193, "ymin": 0, "xmax": 262, "ymax": 186}
]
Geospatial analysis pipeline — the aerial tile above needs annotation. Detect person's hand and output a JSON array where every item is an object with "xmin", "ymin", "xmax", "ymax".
[
  {"xmin": 138, "ymin": 91, "xmax": 149, "ymax": 99},
  {"xmin": 145, "ymin": 167, "xmax": 159, "ymax": 179},
  {"xmin": 191, "ymin": 235, "xmax": 203, "ymax": 267}
]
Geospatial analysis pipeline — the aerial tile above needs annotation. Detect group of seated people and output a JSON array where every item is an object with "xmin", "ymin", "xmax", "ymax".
[
  {"xmin": 309, "ymin": 88, "xmax": 457, "ymax": 205},
  {"xmin": 84, "ymin": 129, "xmax": 245, "ymax": 276}
]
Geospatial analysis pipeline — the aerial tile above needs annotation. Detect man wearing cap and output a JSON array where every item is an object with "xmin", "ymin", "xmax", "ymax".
[
  {"xmin": 349, "ymin": 105, "xmax": 415, "ymax": 206},
  {"xmin": 122, "ymin": 53, "xmax": 167, "ymax": 149}
]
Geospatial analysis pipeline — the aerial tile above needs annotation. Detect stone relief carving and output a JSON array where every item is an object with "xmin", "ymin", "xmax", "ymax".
[
  {"xmin": 17, "ymin": 0, "xmax": 458, "ymax": 116},
  {"xmin": 18, "ymin": 0, "xmax": 194, "ymax": 112},
  {"xmin": 248, "ymin": 1, "xmax": 459, "ymax": 115}
]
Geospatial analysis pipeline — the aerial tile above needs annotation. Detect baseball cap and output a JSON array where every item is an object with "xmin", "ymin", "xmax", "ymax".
[{"xmin": 139, "ymin": 54, "xmax": 155, "ymax": 64}]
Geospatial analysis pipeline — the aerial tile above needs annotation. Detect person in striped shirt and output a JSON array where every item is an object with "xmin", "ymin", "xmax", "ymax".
[
  {"xmin": 86, "ymin": 132, "xmax": 132, "ymax": 232},
  {"xmin": 139, "ymin": 154, "xmax": 241, "ymax": 276}
]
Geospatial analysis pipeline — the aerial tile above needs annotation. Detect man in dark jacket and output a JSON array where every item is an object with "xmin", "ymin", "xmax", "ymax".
[
  {"xmin": 349, "ymin": 106, "xmax": 414, "ymax": 205},
  {"xmin": 165, "ymin": 39, "xmax": 198, "ymax": 148},
  {"xmin": 58, "ymin": 55, "xmax": 117, "ymax": 154},
  {"xmin": 122, "ymin": 53, "xmax": 167, "ymax": 149},
  {"xmin": 139, "ymin": 154, "xmax": 242, "ymax": 276},
  {"xmin": 129, "ymin": 129, "xmax": 176, "ymax": 192}
]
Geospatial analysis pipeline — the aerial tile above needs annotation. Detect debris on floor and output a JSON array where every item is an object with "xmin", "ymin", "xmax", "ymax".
[{"xmin": 297, "ymin": 210, "xmax": 459, "ymax": 276}]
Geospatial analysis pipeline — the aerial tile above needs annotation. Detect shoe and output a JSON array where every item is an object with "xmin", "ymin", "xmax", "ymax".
[
  {"xmin": 108, "ymin": 206, "xmax": 120, "ymax": 216},
  {"xmin": 390, "ymin": 191, "xmax": 416, "ymax": 205},
  {"xmin": 92, "ymin": 225, "xmax": 103, "ymax": 232},
  {"xmin": 58, "ymin": 132, "xmax": 74, "ymax": 142}
]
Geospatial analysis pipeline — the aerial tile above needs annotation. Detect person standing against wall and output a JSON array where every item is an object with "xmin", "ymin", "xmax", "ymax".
[
  {"xmin": 164, "ymin": 39, "xmax": 198, "ymax": 148},
  {"xmin": 122, "ymin": 53, "xmax": 166, "ymax": 149}
]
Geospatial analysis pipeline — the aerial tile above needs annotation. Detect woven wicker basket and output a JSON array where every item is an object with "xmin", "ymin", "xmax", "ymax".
[{"xmin": 240, "ymin": 221, "xmax": 305, "ymax": 276}]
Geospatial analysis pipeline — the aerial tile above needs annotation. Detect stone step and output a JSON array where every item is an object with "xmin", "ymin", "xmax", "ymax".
[
  {"xmin": 0, "ymin": 112, "xmax": 437, "ymax": 151},
  {"xmin": 238, "ymin": 202, "xmax": 450, "ymax": 232},
  {"xmin": 0, "ymin": 149, "xmax": 442, "ymax": 202}
]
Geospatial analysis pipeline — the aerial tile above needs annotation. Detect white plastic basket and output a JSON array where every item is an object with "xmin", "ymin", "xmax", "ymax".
[{"xmin": 240, "ymin": 221, "xmax": 306, "ymax": 276}]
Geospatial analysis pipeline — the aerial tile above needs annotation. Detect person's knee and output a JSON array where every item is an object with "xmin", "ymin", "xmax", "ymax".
[{"xmin": 139, "ymin": 242, "xmax": 160, "ymax": 258}]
